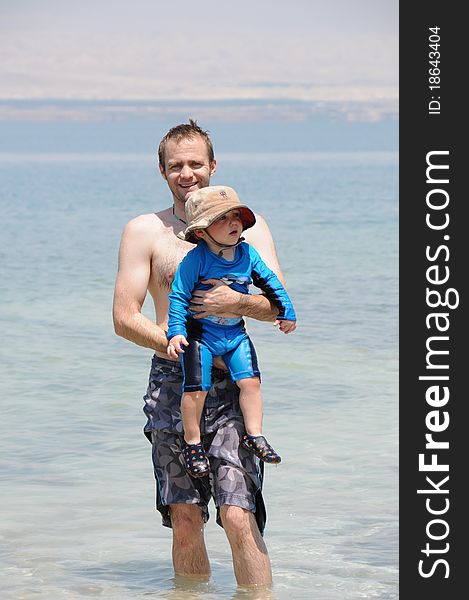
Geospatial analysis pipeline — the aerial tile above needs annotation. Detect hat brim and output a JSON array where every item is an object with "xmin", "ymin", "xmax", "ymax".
[{"xmin": 184, "ymin": 206, "xmax": 256, "ymax": 243}]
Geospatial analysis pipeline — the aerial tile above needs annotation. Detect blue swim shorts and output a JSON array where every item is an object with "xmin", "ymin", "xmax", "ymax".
[{"xmin": 181, "ymin": 319, "xmax": 261, "ymax": 392}]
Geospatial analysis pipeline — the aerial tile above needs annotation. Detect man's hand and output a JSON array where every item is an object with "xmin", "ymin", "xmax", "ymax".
[
  {"xmin": 167, "ymin": 335, "xmax": 189, "ymax": 359},
  {"xmin": 190, "ymin": 279, "xmax": 241, "ymax": 319},
  {"xmin": 274, "ymin": 319, "xmax": 297, "ymax": 334}
]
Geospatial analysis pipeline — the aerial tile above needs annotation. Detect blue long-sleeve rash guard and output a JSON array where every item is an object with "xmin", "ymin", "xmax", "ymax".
[{"xmin": 167, "ymin": 240, "xmax": 296, "ymax": 339}]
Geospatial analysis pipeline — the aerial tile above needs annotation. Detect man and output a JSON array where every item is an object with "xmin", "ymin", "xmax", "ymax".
[{"xmin": 113, "ymin": 120, "xmax": 285, "ymax": 586}]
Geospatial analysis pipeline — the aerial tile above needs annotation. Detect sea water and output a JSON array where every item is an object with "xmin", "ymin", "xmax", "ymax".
[{"xmin": 0, "ymin": 126, "xmax": 398, "ymax": 599}]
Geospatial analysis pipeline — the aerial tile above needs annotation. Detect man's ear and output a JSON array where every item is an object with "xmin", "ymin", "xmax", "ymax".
[
  {"xmin": 159, "ymin": 163, "xmax": 167, "ymax": 180},
  {"xmin": 209, "ymin": 159, "xmax": 217, "ymax": 177},
  {"xmin": 194, "ymin": 229, "xmax": 205, "ymax": 239}
]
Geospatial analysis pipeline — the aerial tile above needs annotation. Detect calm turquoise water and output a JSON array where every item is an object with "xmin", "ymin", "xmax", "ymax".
[{"xmin": 1, "ymin": 136, "xmax": 398, "ymax": 599}]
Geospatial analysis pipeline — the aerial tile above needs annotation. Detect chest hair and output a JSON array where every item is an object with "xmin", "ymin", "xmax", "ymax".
[{"xmin": 153, "ymin": 239, "xmax": 192, "ymax": 291}]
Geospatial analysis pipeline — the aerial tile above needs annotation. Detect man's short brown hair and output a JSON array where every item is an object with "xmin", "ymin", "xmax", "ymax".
[{"xmin": 158, "ymin": 119, "xmax": 215, "ymax": 169}]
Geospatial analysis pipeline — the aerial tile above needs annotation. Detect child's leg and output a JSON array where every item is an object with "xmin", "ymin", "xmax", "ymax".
[
  {"xmin": 237, "ymin": 378, "xmax": 281, "ymax": 463},
  {"xmin": 180, "ymin": 340, "xmax": 212, "ymax": 477},
  {"xmin": 236, "ymin": 377, "xmax": 263, "ymax": 437},
  {"xmin": 181, "ymin": 390, "xmax": 208, "ymax": 444},
  {"xmin": 180, "ymin": 334, "xmax": 213, "ymax": 444},
  {"xmin": 223, "ymin": 334, "xmax": 262, "ymax": 435},
  {"xmin": 224, "ymin": 335, "xmax": 281, "ymax": 463}
]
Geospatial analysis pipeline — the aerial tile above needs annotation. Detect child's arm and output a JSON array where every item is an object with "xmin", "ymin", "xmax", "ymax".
[
  {"xmin": 248, "ymin": 246, "xmax": 297, "ymax": 332},
  {"xmin": 167, "ymin": 250, "xmax": 200, "ymax": 341}
]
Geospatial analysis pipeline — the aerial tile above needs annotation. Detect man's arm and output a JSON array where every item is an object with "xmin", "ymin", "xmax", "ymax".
[
  {"xmin": 112, "ymin": 216, "xmax": 168, "ymax": 353},
  {"xmin": 190, "ymin": 214, "xmax": 285, "ymax": 322}
]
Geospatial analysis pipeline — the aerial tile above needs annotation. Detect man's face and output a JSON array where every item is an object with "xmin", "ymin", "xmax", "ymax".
[{"xmin": 160, "ymin": 135, "xmax": 216, "ymax": 204}]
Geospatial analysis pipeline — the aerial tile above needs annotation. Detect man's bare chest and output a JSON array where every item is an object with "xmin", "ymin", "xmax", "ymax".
[{"xmin": 150, "ymin": 239, "xmax": 191, "ymax": 291}]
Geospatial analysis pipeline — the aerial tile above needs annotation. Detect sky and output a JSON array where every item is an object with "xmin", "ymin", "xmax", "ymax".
[{"xmin": 0, "ymin": 1, "xmax": 398, "ymax": 124}]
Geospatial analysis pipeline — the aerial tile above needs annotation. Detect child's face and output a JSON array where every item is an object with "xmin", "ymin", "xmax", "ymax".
[{"xmin": 205, "ymin": 209, "xmax": 243, "ymax": 245}]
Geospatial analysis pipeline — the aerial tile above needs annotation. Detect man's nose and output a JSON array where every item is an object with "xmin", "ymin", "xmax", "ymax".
[{"xmin": 180, "ymin": 164, "xmax": 193, "ymax": 179}]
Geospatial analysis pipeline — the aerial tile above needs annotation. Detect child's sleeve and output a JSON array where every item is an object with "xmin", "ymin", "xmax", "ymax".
[
  {"xmin": 167, "ymin": 250, "xmax": 200, "ymax": 339},
  {"xmin": 248, "ymin": 246, "xmax": 297, "ymax": 321}
]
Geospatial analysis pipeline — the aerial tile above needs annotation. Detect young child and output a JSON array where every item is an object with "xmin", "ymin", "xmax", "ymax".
[{"xmin": 167, "ymin": 186, "xmax": 297, "ymax": 478}]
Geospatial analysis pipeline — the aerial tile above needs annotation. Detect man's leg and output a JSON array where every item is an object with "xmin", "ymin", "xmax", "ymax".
[
  {"xmin": 170, "ymin": 504, "xmax": 211, "ymax": 578},
  {"xmin": 145, "ymin": 358, "xmax": 212, "ymax": 577},
  {"xmin": 220, "ymin": 505, "xmax": 272, "ymax": 586}
]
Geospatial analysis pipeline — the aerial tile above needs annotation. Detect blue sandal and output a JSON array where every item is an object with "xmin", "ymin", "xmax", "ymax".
[
  {"xmin": 182, "ymin": 441, "xmax": 210, "ymax": 478},
  {"xmin": 240, "ymin": 434, "xmax": 281, "ymax": 464}
]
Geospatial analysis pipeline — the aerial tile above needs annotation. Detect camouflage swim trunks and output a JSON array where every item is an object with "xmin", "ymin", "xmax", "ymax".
[{"xmin": 143, "ymin": 355, "xmax": 266, "ymax": 534}]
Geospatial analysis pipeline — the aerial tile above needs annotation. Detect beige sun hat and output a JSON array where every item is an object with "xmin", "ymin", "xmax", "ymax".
[{"xmin": 183, "ymin": 186, "xmax": 256, "ymax": 243}]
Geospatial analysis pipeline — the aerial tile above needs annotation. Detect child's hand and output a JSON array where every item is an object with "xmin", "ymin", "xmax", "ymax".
[
  {"xmin": 274, "ymin": 319, "xmax": 297, "ymax": 334},
  {"xmin": 167, "ymin": 335, "xmax": 189, "ymax": 358}
]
